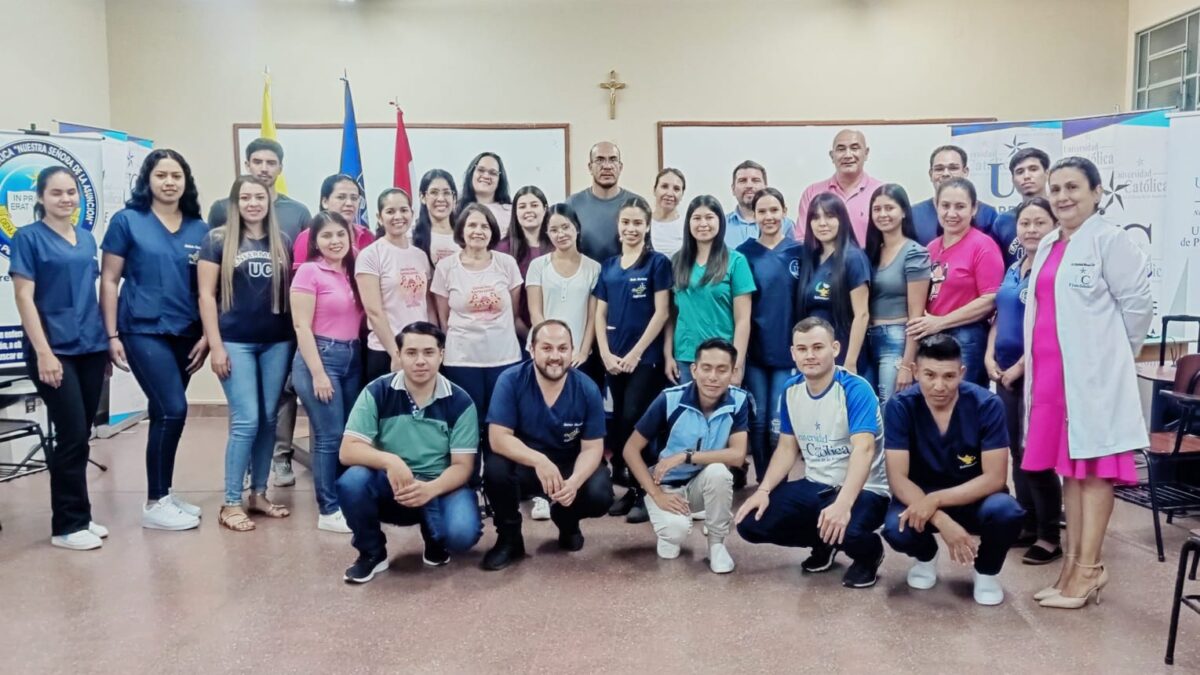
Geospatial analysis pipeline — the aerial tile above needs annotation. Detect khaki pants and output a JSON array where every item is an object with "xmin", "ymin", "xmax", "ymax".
[{"xmin": 643, "ymin": 463, "xmax": 733, "ymax": 547}]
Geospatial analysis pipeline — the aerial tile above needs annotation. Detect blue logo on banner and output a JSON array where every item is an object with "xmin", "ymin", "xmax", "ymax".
[{"xmin": 0, "ymin": 140, "xmax": 99, "ymax": 257}]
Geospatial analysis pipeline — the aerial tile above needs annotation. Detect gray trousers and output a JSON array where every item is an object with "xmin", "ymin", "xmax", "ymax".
[{"xmin": 644, "ymin": 463, "xmax": 734, "ymax": 546}]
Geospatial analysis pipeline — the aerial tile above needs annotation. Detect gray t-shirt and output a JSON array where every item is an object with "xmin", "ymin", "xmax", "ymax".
[
  {"xmin": 565, "ymin": 187, "xmax": 642, "ymax": 263},
  {"xmin": 207, "ymin": 194, "xmax": 313, "ymax": 241},
  {"xmin": 869, "ymin": 239, "xmax": 931, "ymax": 320}
]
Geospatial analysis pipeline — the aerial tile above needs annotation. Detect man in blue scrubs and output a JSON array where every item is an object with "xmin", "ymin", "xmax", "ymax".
[
  {"xmin": 725, "ymin": 161, "xmax": 796, "ymax": 248},
  {"xmin": 881, "ymin": 334, "xmax": 1024, "ymax": 606},
  {"xmin": 989, "ymin": 147, "xmax": 1051, "ymax": 268},
  {"xmin": 737, "ymin": 318, "xmax": 890, "ymax": 588},
  {"xmin": 481, "ymin": 320, "xmax": 614, "ymax": 570},
  {"xmin": 910, "ymin": 145, "xmax": 998, "ymax": 245}
]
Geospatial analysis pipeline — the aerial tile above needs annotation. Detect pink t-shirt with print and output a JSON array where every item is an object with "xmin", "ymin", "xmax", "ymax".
[
  {"xmin": 356, "ymin": 238, "xmax": 432, "ymax": 352},
  {"xmin": 926, "ymin": 226, "xmax": 1004, "ymax": 316},
  {"xmin": 430, "ymin": 251, "xmax": 523, "ymax": 367},
  {"xmin": 291, "ymin": 260, "xmax": 364, "ymax": 341}
]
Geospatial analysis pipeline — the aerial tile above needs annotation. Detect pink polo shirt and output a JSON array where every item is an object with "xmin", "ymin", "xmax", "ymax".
[
  {"xmin": 291, "ymin": 260, "xmax": 364, "ymax": 341},
  {"xmin": 291, "ymin": 224, "xmax": 376, "ymax": 270},
  {"xmin": 795, "ymin": 172, "xmax": 883, "ymax": 246},
  {"xmin": 925, "ymin": 226, "xmax": 1004, "ymax": 317}
]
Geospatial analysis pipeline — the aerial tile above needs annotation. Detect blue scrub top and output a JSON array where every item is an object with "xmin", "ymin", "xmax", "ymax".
[
  {"xmin": 592, "ymin": 251, "xmax": 673, "ymax": 367},
  {"xmin": 486, "ymin": 361, "xmax": 607, "ymax": 462},
  {"xmin": 724, "ymin": 210, "xmax": 797, "ymax": 249},
  {"xmin": 737, "ymin": 238, "xmax": 802, "ymax": 369},
  {"xmin": 800, "ymin": 246, "xmax": 871, "ymax": 341},
  {"xmin": 101, "ymin": 208, "xmax": 209, "ymax": 337},
  {"xmin": 993, "ymin": 262, "xmax": 1029, "ymax": 370},
  {"xmin": 9, "ymin": 221, "xmax": 108, "ymax": 355},
  {"xmin": 911, "ymin": 198, "xmax": 999, "ymax": 246},
  {"xmin": 884, "ymin": 381, "xmax": 1009, "ymax": 492},
  {"xmin": 988, "ymin": 210, "xmax": 1024, "ymax": 269}
]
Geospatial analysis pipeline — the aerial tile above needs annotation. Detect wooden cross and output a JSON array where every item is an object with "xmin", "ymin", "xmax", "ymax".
[{"xmin": 599, "ymin": 70, "xmax": 626, "ymax": 120}]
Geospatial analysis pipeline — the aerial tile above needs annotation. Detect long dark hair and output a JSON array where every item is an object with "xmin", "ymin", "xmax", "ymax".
[
  {"xmin": 864, "ymin": 183, "xmax": 917, "ymax": 267},
  {"xmin": 305, "ymin": 211, "xmax": 362, "ymax": 308},
  {"xmin": 126, "ymin": 148, "xmax": 202, "ymax": 220},
  {"xmin": 33, "ymin": 166, "xmax": 77, "ymax": 221},
  {"xmin": 506, "ymin": 185, "xmax": 548, "ymax": 264},
  {"xmin": 413, "ymin": 169, "xmax": 458, "ymax": 264},
  {"xmin": 542, "ymin": 203, "xmax": 581, "ymax": 251},
  {"xmin": 673, "ymin": 195, "xmax": 729, "ymax": 289},
  {"xmin": 458, "ymin": 152, "xmax": 511, "ymax": 209},
  {"xmin": 797, "ymin": 192, "xmax": 861, "ymax": 337},
  {"xmin": 617, "ymin": 196, "xmax": 654, "ymax": 268}
]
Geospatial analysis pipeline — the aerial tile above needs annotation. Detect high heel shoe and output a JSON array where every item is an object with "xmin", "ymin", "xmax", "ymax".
[
  {"xmin": 1038, "ymin": 561, "xmax": 1107, "ymax": 609},
  {"xmin": 1033, "ymin": 554, "xmax": 1076, "ymax": 601}
]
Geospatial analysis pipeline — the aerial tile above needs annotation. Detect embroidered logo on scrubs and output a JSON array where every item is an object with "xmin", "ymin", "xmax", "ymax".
[
  {"xmin": 562, "ymin": 426, "xmax": 581, "ymax": 443},
  {"xmin": 957, "ymin": 453, "xmax": 977, "ymax": 469},
  {"xmin": 0, "ymin": 139, "xmax": 100, "ymax": 257},
  {"xmin": 814, "ymin": 282, "xmax": 831, "ymax": 299},
  {"xmin": 789, "ymin": 259, "xmax": 801, "ymax": 279},
  {"xmin": 187, "ymin": 246, "xmax": 201, "ymax": 265},
  {"xmin": 630, "ymin": 281, "xmax": 647, "ymax": 299},
  {"xmin": 1018, "ymin": 287, "xmax": 1029, "ymax": 304},
  {"xmin": 929, "ymin": 262, "xmax": 948, "ymax": 300},
  {"xmin": 1067, "ymin": 262, "xmax": 1097, "ymax": 290}
]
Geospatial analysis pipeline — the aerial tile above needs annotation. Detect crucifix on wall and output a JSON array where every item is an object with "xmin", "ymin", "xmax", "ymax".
[{"xmin": 599, "ymin": 70, "xmax": 626, "ymax": 120}]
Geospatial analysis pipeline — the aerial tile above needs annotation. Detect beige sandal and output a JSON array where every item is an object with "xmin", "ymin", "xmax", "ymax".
[
  {"xmin": 219, "ymin": 505, "xmax": 256, "ymax": 532},
  {"xmin": 248, "ymin": 494, "xmax": 291, "ymax": 519}
]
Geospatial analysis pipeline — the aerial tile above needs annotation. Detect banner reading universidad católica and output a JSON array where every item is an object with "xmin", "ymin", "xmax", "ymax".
[
  {"xmin": 1163, "ymin": 111, "xmax": 1200, "ymax": 337},
  {"xmin": 1061, "ymin": 109, "xmax": 1170, "ymax": 337},
  {"xmin": 950, "ymin": 119, "xmax": 1063, "ymax": 214}
]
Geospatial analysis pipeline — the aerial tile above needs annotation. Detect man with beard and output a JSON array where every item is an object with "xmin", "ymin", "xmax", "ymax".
[
  {"xmin": 796, "ymin": 129, "xmax": 882, "ymax": 245},
  {"xmin": 724, "ymin": 160, "xmax": 796, "ymax": 248},
  {"xmin": 988, "ymin": 147, "xmax": 1051, "ymax": 267},
  {"xmin": 481, "ymin": 320, "xmax": 614, "ymax": 570},
  {"xmin": 566, "ymin": 141, "xmax": 644, "ymax": 262},
  {"xmin": 910, "ymin": 145, "xmax": 998, "ymax": 246},
  {"xmin": 206, "ymin": 138, "xmax": 312, "ymax": 240}
]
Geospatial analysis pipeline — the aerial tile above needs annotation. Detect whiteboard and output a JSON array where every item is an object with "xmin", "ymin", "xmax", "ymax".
[
  {"xmin": 659, "ymin": 121, "xmax": 989, "ymax": 219},
  {"xmin": 234, "ymin": 124, "xmax": 569, "ymax": 211}
]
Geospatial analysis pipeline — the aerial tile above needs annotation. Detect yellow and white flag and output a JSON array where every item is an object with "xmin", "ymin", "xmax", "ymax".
[{"xmin": 262, "ymin": 71, "xmax": 289, "ymax": 195}]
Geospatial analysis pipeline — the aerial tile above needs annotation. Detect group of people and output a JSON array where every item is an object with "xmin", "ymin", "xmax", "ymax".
[{"xmin": 12, "ymin": 127, "xmax": 1151, "ymax": 610}]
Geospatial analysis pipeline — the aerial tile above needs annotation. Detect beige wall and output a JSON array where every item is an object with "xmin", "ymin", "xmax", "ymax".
[
  {"xmin": 97, "ymin": 0, "xmax": 1132, "ymax": 403},
  {"xmin": 1125, "ymin": 0, "xmax": 1200, "ymax": 100},
  {"xmin": 0, "ymin": 0, "xmax": 110, "ymax": 132}
]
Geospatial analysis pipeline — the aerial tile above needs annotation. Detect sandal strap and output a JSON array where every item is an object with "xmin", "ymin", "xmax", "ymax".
[{"xmin": 1075, "ymin": 561, "xmax": 1104, "ymax": 569}]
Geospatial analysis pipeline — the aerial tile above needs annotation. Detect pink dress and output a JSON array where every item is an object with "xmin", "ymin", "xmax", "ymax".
[{"xmin": 1022, "ymin": 240, "xmax": 1138, "ymax": 483}]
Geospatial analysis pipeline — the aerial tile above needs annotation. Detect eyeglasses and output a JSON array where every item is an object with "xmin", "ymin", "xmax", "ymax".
[
  {"xmin": 475, "ymin": 167, "xmax": 500, "ymax": 178},
  {"xmin": 592, "ymin": 157, "xmax": 620, "ymax": 167}
]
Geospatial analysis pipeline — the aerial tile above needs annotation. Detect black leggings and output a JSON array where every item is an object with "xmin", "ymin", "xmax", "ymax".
[
  {"xmin": 607, "ymin": 363, "xmax": 665, "ymax": 486},
  {"xmin": 997, "ymin": 377, "xmax": 1062, "ymax": 545}
]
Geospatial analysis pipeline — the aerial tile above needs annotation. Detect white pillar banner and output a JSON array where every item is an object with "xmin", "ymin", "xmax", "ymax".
[
  {"xmin": 1163, "ymin": 111, "xmax": 1200, "ymax": 336},
  {"xmin": 950, "ymin": 120, "xmax": 1063, "ymax": 214}
]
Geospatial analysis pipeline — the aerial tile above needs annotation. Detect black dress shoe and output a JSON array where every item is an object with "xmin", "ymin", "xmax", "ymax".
[
  {"xmin": 558, "ymin": 528, "xmax": 585, "ymax": 551},
  {"xmin": 732, "ymin": 465, "xmax": 748, "ymax": 491},
  {"xmin": 481, "ymin": 531, "xmax": 526, "ymax": 571},
  {"xmin": 1014, "ymin": 530, "xmax": 1038, "ymax": 547},
  {"xmin": 608, "ymin": 488, "xmax": 637, "ymax": 517},
  {"xmin": 1022, "ymin": 544, "xmax": 1063, "ymax": 565},
  {"xmin": 625, "ymin": 492, "xmax": 649, "ymax": 524}
]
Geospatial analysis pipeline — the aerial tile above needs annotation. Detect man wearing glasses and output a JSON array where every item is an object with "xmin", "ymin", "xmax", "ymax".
[{"xmin": 566, "ymin": 141, "xmax": 645, "ymax": 262}]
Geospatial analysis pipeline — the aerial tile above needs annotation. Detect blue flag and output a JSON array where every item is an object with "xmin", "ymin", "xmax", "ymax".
[{"xmin": 339, "ymin": 77, "xmax": 367, "ymax": 225}]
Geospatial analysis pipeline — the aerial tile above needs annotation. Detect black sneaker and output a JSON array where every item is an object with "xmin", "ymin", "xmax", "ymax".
[
  {"xmin": 344, "ymin": 550, "xmax": 389, "ymax": 584},
  {"xmin": 626, "ymin": 492, "xmax": 649, "ymax": 524},
  {"xmin": 800, "ymin": 544, "xmax": 838, "ymax": 573},
  {"xmin": 1014, "ymin": 530, "xmax": 1038, "ymax": 547},
  {"xmin": 481, "ymin": 530, "xmax": 526, "ymax": 571},
  {"xmin": 1022, "ymin": 544, "xmax": 1063, "ymax": 566},
  {"xmin": 423, "ymin": 539, "xmax": 450, "ymax": 567},
  {"xmin": 558, "ymin": 527, "xmax": 585, "ymax": 551},
  {"xmin": 732, "ymin": 464, "xmax": 748, "ymax": 491},
  {"xmin": 842, "ymin": 551, "xmax": 884, "ymax": 588},
  {"xmin": 608, "ymin": 489, "xmax": 637, "ymax": 517}
]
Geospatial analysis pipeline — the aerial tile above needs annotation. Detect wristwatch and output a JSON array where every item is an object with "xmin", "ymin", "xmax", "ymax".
[{"xmin": 685, "ymin": 450, "xmax": 694, "ymax": 465}]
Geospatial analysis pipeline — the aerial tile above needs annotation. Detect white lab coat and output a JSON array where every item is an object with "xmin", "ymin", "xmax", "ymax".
[{"xmin": 1022, "ymin": 213, "xmax": 1153, "ymax": 460}]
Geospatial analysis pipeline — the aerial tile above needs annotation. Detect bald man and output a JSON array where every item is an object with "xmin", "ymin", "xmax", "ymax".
[
  {"xmin": 566, "ymin": 141, "xmax": 645, "ymax": 262},
  {"xmin": 796, "ymin": 129, "xmax": 882, "ymax": 246}
]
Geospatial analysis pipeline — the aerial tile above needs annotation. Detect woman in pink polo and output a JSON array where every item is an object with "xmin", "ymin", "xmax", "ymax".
[{"xmin": 906, "ymin": 177, "xmax": 1004, "ymax": 386}]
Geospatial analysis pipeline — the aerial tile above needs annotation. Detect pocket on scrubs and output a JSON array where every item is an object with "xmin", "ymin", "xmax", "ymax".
[
  {"xmin": 42, "ymin": 307, "xmax": 79, "ymax": 346},
  {"xmin": 128, "ymin": 285, "xmax": 162, "ymax": 319}
]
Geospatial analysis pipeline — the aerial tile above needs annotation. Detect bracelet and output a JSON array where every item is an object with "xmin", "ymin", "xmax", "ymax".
[
  {"xmin": 897, "ymin": 364, "xmax": 912, "ymax": 372},
  {"xmin": 108, "ymin": 334, "xmax": 120, "ymax": 340}
]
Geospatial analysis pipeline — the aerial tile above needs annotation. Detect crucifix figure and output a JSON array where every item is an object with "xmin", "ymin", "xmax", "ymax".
[{"xmin": 599, "ymin": 70, "xmax": 626, "ymax": 120}]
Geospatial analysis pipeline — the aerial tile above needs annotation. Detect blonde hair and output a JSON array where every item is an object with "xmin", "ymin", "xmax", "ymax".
[{"xmin": 218, "ymin": 176, "xmax": 289, "ymax": 314}]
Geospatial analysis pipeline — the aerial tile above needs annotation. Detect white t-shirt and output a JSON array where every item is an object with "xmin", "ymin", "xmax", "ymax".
[
  {"xmin": 651, "ymin": 214, "xmax": 685, "ymax": 260},
  {"xmin": 525, "ymin": 253, "xmax": 601, "ymax": 352},
  {"xmin": 429, "ymin": 230, "xmax": 461, "ymax": 266},
  {"xmin": 356, "ymin": 238, "xmax": 432, "ymax": 352},
  {"xmin": 431, "ymin": 251, "xmax": 524, "ymax": 367}
]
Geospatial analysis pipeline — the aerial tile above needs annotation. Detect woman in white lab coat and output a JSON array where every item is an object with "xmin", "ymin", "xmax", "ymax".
[{"xmin": 1021, "ymin": 156, "xmax": 1152, "ymax": 610}]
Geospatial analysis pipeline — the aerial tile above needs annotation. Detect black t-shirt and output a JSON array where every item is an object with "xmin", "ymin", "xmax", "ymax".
[{"xmin": 199, "ymin": 228, "xmax": 294, "ymax": 343}]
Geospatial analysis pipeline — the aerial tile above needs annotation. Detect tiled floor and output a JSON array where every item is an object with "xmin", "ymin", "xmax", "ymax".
[{"xmin": 1, "ymin": 417, "xmax": 1198, "ymax": 674}]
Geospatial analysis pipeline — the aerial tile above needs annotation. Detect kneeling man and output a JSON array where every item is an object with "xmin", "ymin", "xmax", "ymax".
[
  {"xmin": 623, "ymin": 338, "xmax": 750, "ymax": 574},
  {"xmin": 736, "ymin": 318, "xmax": 890, "ymax": 588},
  {"xmin": 881, "ymin": 334, "xmax": 1024, "ymax": 605},
  {"xmin": 337, "ymin": 322, "xmax": 483, "ymax": 584}
]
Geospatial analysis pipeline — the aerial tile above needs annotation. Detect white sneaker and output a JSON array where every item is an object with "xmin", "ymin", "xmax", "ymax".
[
  {"xmin": 318, "ymin": 509, "xmax": 352, "ymax": 533},
  {"xmin": 709, "ymin": 542, "xmax": 735, "ymax": 574},
  {"xmin": 530, "ymin": 497, "xmax": 551, "ymax": 521},
  {"xmin": 973, "ymin": 571, "xmax": 1005, "ymax": 606},
  {"xmin": 692, "ymin": 511, "xmax": 706, "ymax": 521},
  {"xmin": 51, "ymin": 529, "xmax": 103, "ymax": 550},
  {"xmin": 142, "ymin": 496, "xmax": 200, "ymax": 531},
  {"xmin": 906, "ymin": 552, "xmax": 939, "ymax": 590},
  {"xmin": 168, "ymin": 490, "xmax": 202, "ymax": 518},
  {"xmin": 657, "ymin": 537, "xmax": 682, "ymax": 559},
  {"xmin": 88, "ymin": 521, "xmax": 109, "ymax": 539}
]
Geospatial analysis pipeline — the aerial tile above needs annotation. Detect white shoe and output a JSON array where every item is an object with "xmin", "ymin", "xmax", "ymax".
[
  {"xmin": 657, "ymin": 537, "xmax": 682, "ymax": 560},
  {"xmin": 906, "ymin": 552, "xmax": 939, "ymax": 590},
  {"xmin": 88, "ymin": 521, "xmax": 109, "ymax": 539},
  {"xmin": 168, "ymin": 490, "xmax": 202, "ymax": 518},
  {"xmin": 318, "ymin": 509, "xmax": 352, "ymax": 534},
  {"xmin": 973, "ymin": 571, "xmax": 1005, "ymax": 606},
  {"xmin": 142, "ymin": 496, "xmax": 200, "ymax": 531},
  {"xmin": 709, "ymin": 542, "xmax": 735, "ymax": 574},
  {"xmin": 692, "ymin": 511, "xmax": 706, "ymax": 521},
  {"xmin": 51, "ymin": 529, "xmax": 103, "ymax": 550},
  {"xmin": 530, "ymin": 497, "xmax": 551, "ymax": 521}
]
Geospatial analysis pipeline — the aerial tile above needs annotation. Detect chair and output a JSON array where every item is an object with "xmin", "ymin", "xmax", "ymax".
[
  {"xmin": 1140, "ymin": 354, "xmax": 1200, "ymax": 561},
  {"xmin": 1166, "ymin": 529, "xmax": 1200, "ymax": 664},
  {"xmin": 0, "ymin": 388, "xmax": 52, "ymax": 482}
]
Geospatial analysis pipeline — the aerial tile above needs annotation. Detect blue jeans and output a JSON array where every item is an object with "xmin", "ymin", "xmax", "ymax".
[
  {"xmin": 867, "ymin": 324, "xmax": 908, "ymax": 405},
  {"xmin": 220, "ymin": 341, "xmax": 294, "ymax": 505},
  {"xmin": 292, "ymin": 337, "xmax": 362, "ymax": 515},
  {"xmin": 737, "ymin": 478, "xmax": 889, "ymax": 564},
  {"xmin": 743, "ymin": 363, "xmax": 793, "ymax": 481},
  {"xmin": 881, "ymin": 492, "xmax": 1025, "ymax": 575},
  {"xmin": 677, "ymin": 361, "xmax": 694, "ymax": 385},
  {"xmin": 337, "ymin": 465, "xmax": 483, "ymax": 556},
  {"xmin": 124, "ymin": 333, "xmax": 195, "ymax": 501},
  {"xmin": 942, "ymin": 322, "xmax": 989, "ymax": 387}
]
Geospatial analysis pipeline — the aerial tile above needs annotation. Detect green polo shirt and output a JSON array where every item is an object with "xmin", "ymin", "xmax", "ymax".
[{"xmin": 344, "ymin": 372, "xmax": 479, "ymax": 479}]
